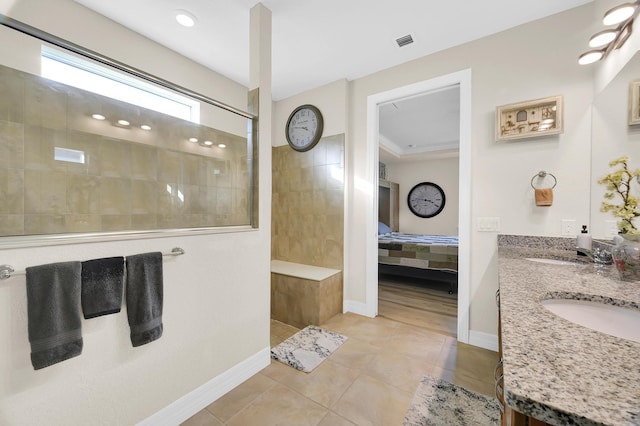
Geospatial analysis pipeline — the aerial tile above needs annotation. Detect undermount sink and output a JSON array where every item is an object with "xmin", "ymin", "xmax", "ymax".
[
  {"xmin": 541, "ymin": 299, "xmax": 640, "ymax": 343},
  {"xmin": 525, "ymin": 258, "xmax": 582, "ymax": 266}
]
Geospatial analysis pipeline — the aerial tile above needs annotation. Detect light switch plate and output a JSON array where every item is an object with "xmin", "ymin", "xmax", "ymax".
[{"xmin": 477, "ymin": 217, "xmax": 501, "ymax": 232}]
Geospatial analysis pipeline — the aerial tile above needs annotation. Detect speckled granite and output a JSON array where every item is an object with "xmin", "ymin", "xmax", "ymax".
[{"xmin": 498, "ymin": 238, "xmax": 640, "ymax": 425}]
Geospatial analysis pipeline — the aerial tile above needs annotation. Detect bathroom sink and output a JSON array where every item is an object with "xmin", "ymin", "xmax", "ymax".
[
  {"xmin": 541, "ymin": 299, "xmax": 640, "ymax": 343},
  {"xmin": 525, "ymin": 258, "xmax": 582, "ymax": 266}
]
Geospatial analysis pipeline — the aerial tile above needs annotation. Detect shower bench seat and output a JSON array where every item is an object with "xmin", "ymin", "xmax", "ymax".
[{"xmin": 270, "ymin": 260, "xmax": 343, "ymax": 329}]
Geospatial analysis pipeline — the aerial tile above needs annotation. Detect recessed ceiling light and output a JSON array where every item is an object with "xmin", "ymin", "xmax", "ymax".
[
  {"xmin": 189, "ymin": 137, "xmax": 199, "ymax": 143},
  {"xmin": 589, "ymin": 29, "xmax": 618, "ymax": 48},
  {"xmin": 140, "ymin": 124, "xmax": 152, "ymax": 130},
  {"xmin": 578, "ymin": 50, "xmax": 604, "ymax": 65},
  {"xmin": 175, "ymin": 10, "xmax": 197, "ymax": 27},
  {"xmin": 203, "ymin": 140, "xmax": 213, "ymax": 146},
  {"xmin": 117, "ymin": 119, "xmax": 130, "ymax": 126},
  {"xmin": 218, "ymin": 143, "xmax": 226, "ymax": 148},
  {"xmin": 92, "ymin": 113, "xmax": 106, "ymax": 120}
]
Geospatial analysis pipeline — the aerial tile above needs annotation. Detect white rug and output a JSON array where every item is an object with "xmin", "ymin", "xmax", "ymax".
[
  {"xmin": 270, "ymin": 325, "xmax": 348, "ymax": 373},
  {"xmin": 404, "ymin": 375, "xmax": 500, "ymax": 426}
]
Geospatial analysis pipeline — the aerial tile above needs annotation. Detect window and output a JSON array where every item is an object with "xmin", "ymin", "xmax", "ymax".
[{"xmin": 41, "ymin": 46, "xmax": 200, "ymax": 123}]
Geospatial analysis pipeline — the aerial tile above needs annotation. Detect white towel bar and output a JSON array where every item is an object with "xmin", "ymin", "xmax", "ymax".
[{"xmin": 0, "ymin": 247, "xmax": 185, "ymax": 280}]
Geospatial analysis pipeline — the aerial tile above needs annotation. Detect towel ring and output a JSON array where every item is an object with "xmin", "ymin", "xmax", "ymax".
[{"xmin": 530, "ymin": 171, "xmax": 557, "ymax": 189}]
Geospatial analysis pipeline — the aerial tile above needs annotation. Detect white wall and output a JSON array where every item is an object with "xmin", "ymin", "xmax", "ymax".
[
  {"xmin": 345, "ymin": 4, "xmax": 596, "ymax": 336},
  {"xmin": 387, "ymin": 156, "xmax": 459, "ymax": 236},
  {"xmin": 0, "ymin": 1, "xmax": 271, "ymax": 425}
]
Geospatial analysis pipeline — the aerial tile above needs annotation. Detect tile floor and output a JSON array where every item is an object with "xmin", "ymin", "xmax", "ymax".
[{"xmin": 182, "ymin": 313, "xmax": 499, "ymax": 426}]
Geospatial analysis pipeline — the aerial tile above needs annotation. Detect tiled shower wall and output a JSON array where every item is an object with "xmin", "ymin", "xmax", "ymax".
[
  {"xmin": 271, "ymin": 135, "xmax": 344, "ymax": 270},
  {"xmin": 0, "ymin": 64, "xmax": 250, "ymax": 237}
]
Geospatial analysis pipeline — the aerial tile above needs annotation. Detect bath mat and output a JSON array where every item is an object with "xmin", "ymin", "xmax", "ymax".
[
  {"xmin": 270, "ymin": 325, "xmax": 348, "ymax": 373},
  {"xmin": 403, "ymin": 375, "xmax": 500, "ymax": 426}
]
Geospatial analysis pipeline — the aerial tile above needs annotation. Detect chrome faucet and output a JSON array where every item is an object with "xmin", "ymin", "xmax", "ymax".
[{"xmin": 576, "ymin": 247, "xmax": 613, "ymax": 265}]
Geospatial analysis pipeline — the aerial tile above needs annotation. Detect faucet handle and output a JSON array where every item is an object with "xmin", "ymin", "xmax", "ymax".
[{"xmin": 593, "ymin": 247, "xmax": 613, "ymax": 265}]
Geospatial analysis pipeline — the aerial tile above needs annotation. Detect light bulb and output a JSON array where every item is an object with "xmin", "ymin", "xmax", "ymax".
[
  {"xmin": 117, "ymin": 119, "xmax": 130, "ymax": 126},
  {"xmin": 578, "ymin": 50, "xmax": 604, "ymax": 65},
  {"xmin": 92, "ymin": 113, "xmax": 106, "ymax": 120},
  {"xmin": 189, "ymin": 137, "xmax": 198, "ymax": 143},
  {"xmin": 603, "ymin": 3, "xmax": 636, "ymax": 26},
  {"xmin": 203, "ymin": 140, "xmax": 213, "ymax": 146},
  {"xmin": 141, "ymin": 124, "xmax": 152, "ymax": 130},
  {"xmin": 175, "ymin": 10, "xmax": 197, "ymax": 27},
  {"xmin": 589, "ymin": 29, "xmax": 618, "ymax": 47},
  {"xmin": 218, "ymin": 143, "xmax": 226, "ymax": 148}
]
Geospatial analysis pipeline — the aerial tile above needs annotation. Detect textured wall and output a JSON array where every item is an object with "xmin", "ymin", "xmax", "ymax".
[{"xmin": 272, "ymin": 134, "xmax": 344, "ymax": 271}]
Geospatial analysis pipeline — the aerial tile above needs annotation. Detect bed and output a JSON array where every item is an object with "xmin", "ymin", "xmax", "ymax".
[{"xmin": 378, "ymin": 224, "xmax": 459, "ymax": 293}]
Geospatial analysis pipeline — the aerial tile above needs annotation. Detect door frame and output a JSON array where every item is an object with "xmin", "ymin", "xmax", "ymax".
[{"xmin": 365, "ymin": 68, "xmax": 472, "ymax": 343}]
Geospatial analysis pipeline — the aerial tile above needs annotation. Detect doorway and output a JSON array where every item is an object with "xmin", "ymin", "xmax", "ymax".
[{"xmin": 365, "ymin": 69, "xmax": 472, "ymax": 343}]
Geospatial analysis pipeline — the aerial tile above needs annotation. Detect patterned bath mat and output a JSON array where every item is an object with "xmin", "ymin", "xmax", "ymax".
[
  {"xmin": 270, "ymin": 325, "xmax": 348, "ymax": 373},
  {"xmin": 403, "ymin": 375, "xmax": 500, "ymax": 426}
]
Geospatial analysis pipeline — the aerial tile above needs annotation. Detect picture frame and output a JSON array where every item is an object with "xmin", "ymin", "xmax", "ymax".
[
  {"xmin": 495, "ymin": 95, "xmax": 563, "ymax": 141},
  {"xmin": 629, "ymin": 79, "xmax": 640, "ymax": 126}
]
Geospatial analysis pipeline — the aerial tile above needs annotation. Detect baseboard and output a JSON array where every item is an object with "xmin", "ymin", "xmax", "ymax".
[
  {"xmin": 343, "ymin": 299, "xmax": 375, "ymax": 318},
  {"xmin": 468, "ymin": 330, "xmax": 498, "ymax": 352},
  {"xmin": 137, "ymin": 347, "xmax": 271, "ymax": 426}
]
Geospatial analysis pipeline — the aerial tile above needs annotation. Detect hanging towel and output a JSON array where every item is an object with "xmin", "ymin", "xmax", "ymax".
[
  {"xmin": 26, "ymin": 261, "xmax": 83, "ymax": 370},
  {"xmin": 126, "ymin": 252, "xmax": 163, "ymax": 347},
  {"xmin": 535, "ymin": 188, "xmax": 553, "ymax": 206},
  {"xmin": 81, "ymin": 257, "xmax": 125, "ymax": 319}
]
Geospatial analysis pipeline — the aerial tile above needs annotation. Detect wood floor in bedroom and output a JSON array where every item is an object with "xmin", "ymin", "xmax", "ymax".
[{"xmin": 378, "ymin": 275, "xmax": 458, "ymax": 338}]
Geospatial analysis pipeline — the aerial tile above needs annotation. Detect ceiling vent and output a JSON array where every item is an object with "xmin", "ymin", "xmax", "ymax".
[{"xmin": 395, "ymin": 34, "xmax": 414, "ymax": 48}]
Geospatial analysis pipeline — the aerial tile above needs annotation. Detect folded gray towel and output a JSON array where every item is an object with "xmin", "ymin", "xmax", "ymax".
[
  {"xmin": 126, "ymin": 252, "xmax": 163, "ymax": 347},
  {"xmin": 26, "ymin": 261, "xmax": 83, "ymax": 370},
  {"xmin": 81, "ymin": 257, "xmax": 125, "ymax": 319}
]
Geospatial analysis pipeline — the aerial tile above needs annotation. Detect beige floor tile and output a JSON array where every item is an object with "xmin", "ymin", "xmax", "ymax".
[
  {"xmin": 205, "ymin": 373, "xmax": 277, "ymax": 422},
  {"xmin": 180, "ymin": 409, "xmax": 223, "ymax": 426},
  {"xmin": 384, "ymin": 325, "xmax": 446, "ymax": 361},
  {"xmin": 226, "ymin": 383, "xmax": 328, "ymax": 426},
  {"xmin": 317, "ymin": 411, "xmax": 357, "ymax": 426},
  {"xmin": 335, "ymin": 316, "xmax": 397, "ymax": 347},
  {"xmin": 266, "ymin": 359, "xmax": 360, "ymax": 408},
  {"xmin": 366, "ymin": 350, "xmax": 434, "ymax": 393},
  {"xmin": 261, "ymin": 358, "xmax": 307, "ymax": 382},
  {"xmin": 320, "ymin": 312, "xmax": 367, "ymax": 334},
  {"xmin": 437, "ymin": 340, "xmax": 499, "ymax": 384},
  {"xmin": 332, "ymin": 374, "xmax": 413, "ymax": 426},
  {"xmin": 327, "ymin": 336, "xmax": 380, "ymax": 371},
  {"xmin": 430, "ymin": 366, "xmax": 496, "ymax": 397}
]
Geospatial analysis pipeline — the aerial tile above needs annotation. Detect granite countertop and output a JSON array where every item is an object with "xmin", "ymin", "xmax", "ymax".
[{"xmin": 497, "ymin": 237, "xmax": 640, "ymax": 425}]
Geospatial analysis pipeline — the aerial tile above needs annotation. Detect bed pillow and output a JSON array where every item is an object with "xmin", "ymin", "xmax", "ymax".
[{"xmin": 378, "ymin": 222, "xmax": 393, "ymax": 235}]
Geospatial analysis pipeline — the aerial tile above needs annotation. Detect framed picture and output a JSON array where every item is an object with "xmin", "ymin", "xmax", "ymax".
[
  {"xmin": 629, "ymin": 80, "xmax": 640, "ymax": 126},
  {"xmin": 496, "ymin": 95, "xmax": 563, "ymax": 141}
]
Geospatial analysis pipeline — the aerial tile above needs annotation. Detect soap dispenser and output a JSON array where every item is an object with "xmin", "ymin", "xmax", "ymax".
[{"xmin": 576, "ymin": 225, "xmax": 592, "ymax": 255}]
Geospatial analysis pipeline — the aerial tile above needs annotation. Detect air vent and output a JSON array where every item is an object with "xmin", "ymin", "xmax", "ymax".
[{"xmin": 395, "ymin": 34, "xmax": 414, "ymax": 48}]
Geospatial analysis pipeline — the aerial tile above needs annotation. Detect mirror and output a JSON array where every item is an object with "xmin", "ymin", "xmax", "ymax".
[{"xmin": 591, "ymin": 52, "xmax": 640, "ymax": 239}]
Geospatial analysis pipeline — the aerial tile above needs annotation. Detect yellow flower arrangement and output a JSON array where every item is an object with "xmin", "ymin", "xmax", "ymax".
[{"xmin": 598, "ymin": 156, "xmax": 640, "ymax": 237}]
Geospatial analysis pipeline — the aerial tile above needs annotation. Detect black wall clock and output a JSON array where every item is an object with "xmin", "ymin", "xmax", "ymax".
[
  {"xmin": 407, "ymin": 182, "xmax": 446, "ymax": 218},
  {"xmin": 285, "ymin": 104, "xmax": 324, "ymax": 152}
]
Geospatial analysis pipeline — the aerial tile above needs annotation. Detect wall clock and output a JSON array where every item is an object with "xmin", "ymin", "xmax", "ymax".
[
  {"xmin": 407, "ymin": 182, "xmax": 446, "ymax": 218},
  {"xmin": 285, "ymin": 104, "xmax": 324, "ymax": 152}
]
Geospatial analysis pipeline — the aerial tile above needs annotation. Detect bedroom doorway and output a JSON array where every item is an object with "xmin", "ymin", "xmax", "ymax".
[{"xmin": 365, "ymin": 69, "xmax": 471, "ymax": 343}]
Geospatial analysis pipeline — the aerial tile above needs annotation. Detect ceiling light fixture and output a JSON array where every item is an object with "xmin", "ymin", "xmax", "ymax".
[
  {"xmin": 603, "ymin": 2, "xmax": 637, "ymax": 25},
  {"xmin": 140, "ymin": 124, "xmax": 152, "ymax": 130},
  {"xmin": 117, "ymin": 119, "xmax": 130, "ymax": 126},
  {"xmin": 578, "ymin": 1, "xmax": 639, "ymax": 65},
  {"xmin": 175, "ymin": 10, "xmax": 197, "ymax": 27},
  {"xmin": 218, "ymin": 143, "xmax": 226, "ymax": 148},
  {"xmin": 203, "ymin": 140, "xmax": 213, "ymax": 146},
  {"xmin": 91, "ymin": 113, "xmax": 106, "ymax": 120},
  {"xmin": 189, "ymin": 137, "xmax": 198, "ymax": 143}
]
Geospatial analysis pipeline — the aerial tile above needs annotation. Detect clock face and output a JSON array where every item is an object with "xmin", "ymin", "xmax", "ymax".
[
  {"xmin": 285, "ymin": 104, "xmax": 324, "ymax": 152},
  {"xmin": 407, "ymin": 182, "xmax": 446, "ymax": 218}
]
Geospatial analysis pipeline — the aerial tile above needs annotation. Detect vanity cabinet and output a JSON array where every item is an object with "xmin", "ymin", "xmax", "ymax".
[
  {"xmin": 379, "ymin": 179, "xmax": 399, "ymax": 231},
  {"xmin": 496, "ymin": 288, "xmax": 550, "ymax": 426}
]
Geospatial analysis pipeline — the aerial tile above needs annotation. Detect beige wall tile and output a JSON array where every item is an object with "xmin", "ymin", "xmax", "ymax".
[
  {"xmin": 0, "ymin": 214, "xmax": 24, "ymax": 236},
  {"xmin": 0, "ymin": 169, "xmax": 24, "ymax": 214},
  {"xmin": 24, "ymin": 79, "xmax": 68, "ymax": 130},
  {"xmin": 131, "ymin": 180, "xmax": 157, "ymax": 214},
  {"xmin": 66, "ymin": 174, "xmax": 100, "ymax": 214},
  {"xmin": 25, "ymin": 214, "xmax": 65, "ymax": 235},
  {"xmin": 157, "ymin": 150, "xmax": 181, "ymax": 183},
  {"xmin": 130, "ymin": 143, "xmax": 157, "ymax": 180},
  {"xmin": 99, "ymin": 177, "xmax": 131, "ymax": 215},
  {"xmin": 24, "ymin": 125, "xmax": 66, "ymax": 171},
  {"xmin": 0, "ymin": 121, "xmax": 24, "ymax": 170},
  {"xmin": 101, "ymin": 214, "xmax": 132, "ymax": 231},
  {"xmin": 100, "ymin": 138, "xmax": 131, "ymax": 178},
  {"xmin": 131, "ymin": 214, "xmax": 157, "ymax": 230},
  {"xmin": 0, "ymin": 67, "xmax": 25, "ymax": 123},
  {"xmin": 65, "ymin": 214, "xmax": 101, "ymax": 233}
]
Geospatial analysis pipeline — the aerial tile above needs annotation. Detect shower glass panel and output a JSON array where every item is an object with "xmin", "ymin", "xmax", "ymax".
[{"xmin": 0, "ymin": 18, "xmax": 256, "ymax": 242}]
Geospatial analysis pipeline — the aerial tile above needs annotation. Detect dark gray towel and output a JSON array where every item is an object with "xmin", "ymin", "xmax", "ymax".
[
  {"xmin": 126, "ymin": 252, "xmax": 163, "ymax": 347},
  {"xmin": 26, "ymin": 261, "xmax": 83, "ymax": 370},
  {"xmin": 81, "ymin": 257, "xmax": 125, "ymax": 319}
]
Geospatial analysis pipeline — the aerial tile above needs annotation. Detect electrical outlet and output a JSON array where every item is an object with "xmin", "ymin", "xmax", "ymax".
[
  {"xmin": 561, "ymin": 219, "xmax": 576, "ymax": 236},
  {"xmin": 605, "ymin": 220, "xmax": 618, "ymax": 236}
]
